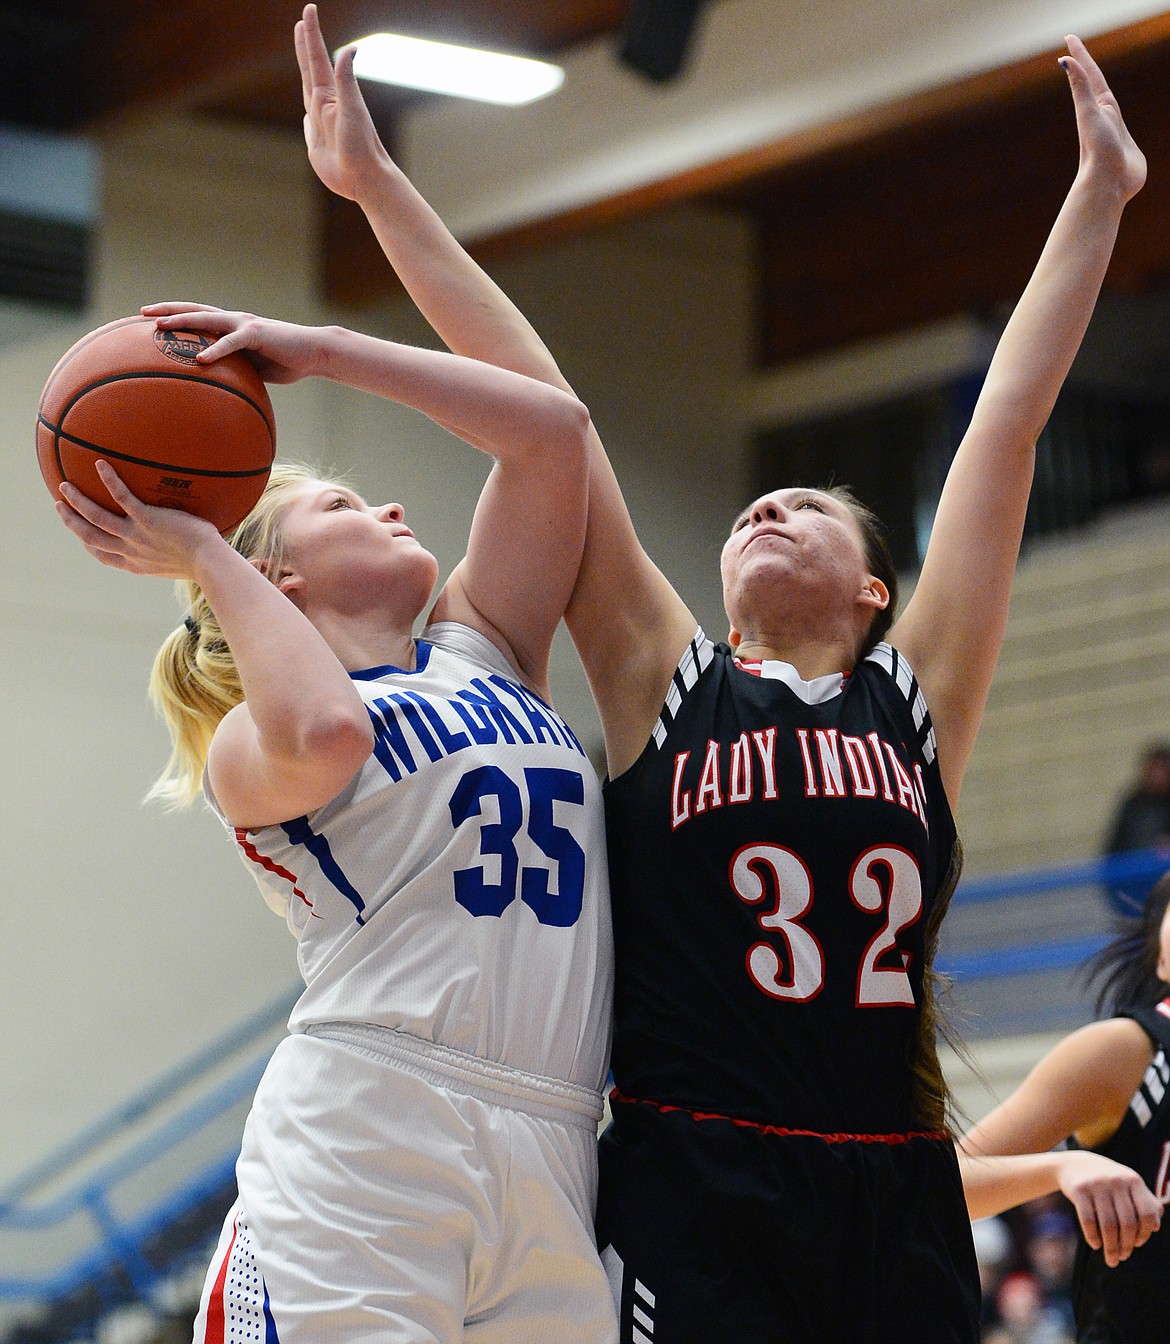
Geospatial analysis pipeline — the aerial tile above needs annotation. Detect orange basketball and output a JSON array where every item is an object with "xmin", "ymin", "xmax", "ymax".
[{"xmin": 37, "ymin": 315, "xmax": 276, "ymax": 535}]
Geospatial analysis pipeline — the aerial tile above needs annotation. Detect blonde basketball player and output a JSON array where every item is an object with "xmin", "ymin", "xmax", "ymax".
[{"xmin": 55, "ymin": 310, "xmax": 617, "ymax": 1342}]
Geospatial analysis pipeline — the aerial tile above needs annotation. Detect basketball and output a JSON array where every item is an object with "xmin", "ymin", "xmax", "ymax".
[{"xmin": 37, "ymin": 315, "xmax": 276, "ymax": 534}]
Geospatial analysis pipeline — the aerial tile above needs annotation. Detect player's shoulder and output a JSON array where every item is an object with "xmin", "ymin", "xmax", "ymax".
[
  {"xmin": 862, "ymin": 641, "xmax": 918, "ymax": 695},
  {"xmin": 1121, "ymin": 997, "xmax": 1170, "ymax": 1049},
  {"xmin": 1049, "ymin": 1017, "xmax": 1155, "ymax": 1085},
  {"xmin": 861, "ymin": 640, "xmax": 940, "ymax": 762}
]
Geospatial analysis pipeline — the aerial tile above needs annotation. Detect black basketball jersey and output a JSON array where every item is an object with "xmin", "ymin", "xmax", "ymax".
[
  {"xmin": 603, "ymin": 630, "xmax": 959, "ymax": 1135},
  {"xmin": 1072, "ymin": 997, "xmax": 1170, "ymax": 1344}
]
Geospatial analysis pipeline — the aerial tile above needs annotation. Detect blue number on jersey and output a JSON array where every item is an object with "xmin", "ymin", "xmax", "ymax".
[{"xmin": 449, "ymin": 765, "xmax": 586, "ymax": 928}]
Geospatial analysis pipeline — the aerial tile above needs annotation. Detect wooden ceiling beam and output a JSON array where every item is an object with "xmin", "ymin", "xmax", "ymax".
[{"xmin": 750, "ymin": 19, "xmax": 1170, "ymax": 365}]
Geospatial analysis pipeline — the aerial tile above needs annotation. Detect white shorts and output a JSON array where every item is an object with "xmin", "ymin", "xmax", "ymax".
[{"xmin": 192, "ymin": 1026, "xmax": 618, "ymax": 1344}]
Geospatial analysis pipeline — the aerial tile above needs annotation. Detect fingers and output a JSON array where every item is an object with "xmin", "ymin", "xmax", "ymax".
[
  {"xmin": 60, "ymin": 462, "xmax": 165, "ymax": 534},
  {"xmin": 193, "ymin": 329, "xmax": 253, "ymax": 364},
  {"xmin": 1105, "ymin": 1191, "xmax": 1136, "ymax": 1268},
  {"xmin": 1079, "ymin": 1192, "xmax": 1122, "ymax": 1266},
  {"xmin": 1070, "ymin": 1187, "xmax": 1103, "ymax": 1248},
  {"xmin": 334, "ymin": 42, "xmax": 361, "ymax": 101},
  {"xmin": 150, "ymin": 308, "xmax": 254, "ymax": 359},
  {"xmin": 1072, "ymin": 1179, "xmax": 1163, "ymax": 1268},
  {"xmin": 295, "ymin": 17, "xmax": 313, "ymax": 110},
  {"xmin": 298, "ymin": 1, "xmax": 337, "ymax": 108},
  {"xmin": 55, "ymin": 481, "xmax": 137, "ymax": 569},
  {"xmin": 55, "ymin": 493, "xmax": 122, "ymax": 547},
  {"xmin": 150, "ymin": 310, "xmax": 297, "ymax": 379},
  {"xmin": 93, "ymin": 458, "xmax": 149, "ymax": 512},
  {"xmin": 1132, "ymin": 1183, "xmax": 1164, "ymax": 1249},
  {"xmin": 1065, "ymin": 35, "xmax": 1107, "ymax": 97},
  {"xmin": 1059, "ymin": 52, "xmax": 1088, "ymax": 100},
  {"xmin": 56, "ymin": 465, "xmax": 219, "ymax": 577},
  {"xmin": 141, "ymin": 301, "xmax": 223, "ymax": 317},
  {"xmin": 59, "ymin": 469, "xmax": 133, "ymax": 530}
]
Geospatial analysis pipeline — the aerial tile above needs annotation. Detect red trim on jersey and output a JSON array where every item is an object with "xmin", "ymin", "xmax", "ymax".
[
  {"xmin": 201, "ymin": 1214, "xmax": 239, "ymax": 1344},
  {"xmin": 733, "ymin": 656, "xmax": 852, "ymax": 687},
  {"xmin": 234, "ymin": 829, "xmax": 314, "ymax": 912},
  {"xmin": 609, "ymin": 1087, "xmax": 948, "ymax": 1144},
  {"xmin": 1157, "ymin": 997, "xmax": 1170, "ymax": 1020}
]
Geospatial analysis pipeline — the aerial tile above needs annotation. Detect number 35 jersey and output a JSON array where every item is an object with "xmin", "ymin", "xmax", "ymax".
[
  {"xmin": 213, "ymin": 622, "xmax": 614, "ymax": 1096},
  {"xmin": 603, "ymin": 630, "xmax": 959, "ymax": 1134}
]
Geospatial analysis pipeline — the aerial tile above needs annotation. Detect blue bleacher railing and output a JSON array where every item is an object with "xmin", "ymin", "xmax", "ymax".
[
  {"xmin": 1, "ymin": 848, "xmax": 1167, "ymax": 1339},
  {"xmin": 937, "ymin": 847, "xmax": 1169, "ymax": 984},
  {"xmin": 0, "ymin": 984, "xmax": 299, "ymax": 1336}
]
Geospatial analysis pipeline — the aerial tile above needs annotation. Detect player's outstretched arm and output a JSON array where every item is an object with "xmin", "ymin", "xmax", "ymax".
[
  {"xmin": 296, "ymin": 4, "xmax": 561, "ymax": 388},
  {"xmin": 294, "ymin": 3, "xmax": 696, "ymax": 771},
  {"xmin": 889, "ymin": 36, "xmax": 1145, "ymax": 805},
  {"xmin": 959, "ymin": 1017, "xmax": 1162, "ymax": 1264}
]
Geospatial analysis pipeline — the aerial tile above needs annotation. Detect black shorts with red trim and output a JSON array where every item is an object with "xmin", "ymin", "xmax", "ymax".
[{"xmin": 596, "ymin": 1093, "xmax": 980, "ymax": 1344}]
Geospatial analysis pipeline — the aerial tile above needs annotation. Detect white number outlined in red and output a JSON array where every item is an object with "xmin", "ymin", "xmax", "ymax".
[{"xmin": 730, "ymin": 842, "xmax": 924, "ymax": 1007}]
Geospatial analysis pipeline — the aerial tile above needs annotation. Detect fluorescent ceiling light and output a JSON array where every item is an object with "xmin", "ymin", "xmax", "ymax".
[{"xmin": 348, "ymin": 35, "xmax": 564, "ymax": 106}]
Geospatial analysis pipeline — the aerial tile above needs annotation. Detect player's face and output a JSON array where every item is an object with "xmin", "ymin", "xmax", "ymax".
[
  {"xmin": 720, "ymin": 488, "xmax": 882, "ymax": 638},
  {"xmin": 276, "ymin": 482, "xmax": 440, "ymax": 617}
]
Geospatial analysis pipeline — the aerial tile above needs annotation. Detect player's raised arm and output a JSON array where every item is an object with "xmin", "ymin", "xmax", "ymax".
[
  {"xmin": 296, "ymin": 3, "xmax": 563, "ymax": 387},
  {"xmin": 147, "ymin": 303, "xmax": 594, "ymax": 697},
  {"xmin": 294, "ymin": 3, "xmax": 696, "ymax": 769},
  {"xmin": 888, "ymin": 37, "xmax": 1145, "ymax": 805}
]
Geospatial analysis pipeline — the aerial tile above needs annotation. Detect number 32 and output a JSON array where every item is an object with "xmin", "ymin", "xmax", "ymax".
[{"xmin": 730, "ymin": 843, "xmax": 922, "ymax": 1006}]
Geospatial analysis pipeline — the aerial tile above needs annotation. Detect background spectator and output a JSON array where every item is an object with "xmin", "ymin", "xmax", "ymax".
[{"xmin": 1102, "ymin": 743, "xmax": 1170, "ymax": 914}]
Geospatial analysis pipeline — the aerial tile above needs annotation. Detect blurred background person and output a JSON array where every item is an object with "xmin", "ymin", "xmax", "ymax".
[{"xmin": 1101, "ymin": 743, "xmax": 1170, "ymax": 916}]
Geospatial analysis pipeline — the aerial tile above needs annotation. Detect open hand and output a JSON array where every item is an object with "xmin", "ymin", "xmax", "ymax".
[
  {"xmin": 1063, "ymin": 35, "xmax": 1147, "ymax": 203},
  {"xmin": 295, "ymin": 2, "xmax": 393, "ymax": 203},
  {"xmin": 55, "ymin": 460, "xmax": 224, "ymax": 578}
]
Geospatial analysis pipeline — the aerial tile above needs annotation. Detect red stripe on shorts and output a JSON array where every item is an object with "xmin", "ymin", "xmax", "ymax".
[
  {"xmin": 609, "ymin": 1087, "xmax": 948, "ymax": 1144},
  {"xmin": 202, "ymin": 1214, "xmax": 239, "ymax": 1344}
]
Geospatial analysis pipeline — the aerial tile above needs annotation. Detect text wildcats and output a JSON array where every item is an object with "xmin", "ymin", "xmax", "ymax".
[
  {"xmin": 670, "ymin": 726, "xmax": 929, "ymax": 832},
  {"xmin": 366, "ymin": 673, "xmax": 586, "ymax": 782}
]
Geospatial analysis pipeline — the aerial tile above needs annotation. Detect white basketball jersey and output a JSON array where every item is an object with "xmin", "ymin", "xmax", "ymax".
[{"xmin": 211, "ymin": 623, "xmax": 613, "ymax": 1094}]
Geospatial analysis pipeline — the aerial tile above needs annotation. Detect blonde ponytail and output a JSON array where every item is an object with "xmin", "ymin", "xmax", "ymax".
[{"xmin": 146, "ymin": 463, "xmax": 343, "ymax": 807}]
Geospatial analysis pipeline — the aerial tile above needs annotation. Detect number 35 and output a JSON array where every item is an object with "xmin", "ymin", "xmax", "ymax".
[{"xmin": 449, "ymin": 765, "xmax": 586, "ymax": 928}]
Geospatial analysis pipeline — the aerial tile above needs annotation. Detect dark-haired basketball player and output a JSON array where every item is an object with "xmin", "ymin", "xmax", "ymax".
[
  {"xmin": 294, "ymin": 6, "xmax": 1145, "ymax": 1339},
  {"xmin": 963, "ymin": 874, "xmax": 1170, "ymax": 1342}
]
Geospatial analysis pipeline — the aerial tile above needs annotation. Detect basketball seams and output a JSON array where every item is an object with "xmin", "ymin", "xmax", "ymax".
[
  {"xmin": 37, "ymin": 314, "xmax": 276, "ymax": 534},
  {"xmin": 54, "ymin": 370, "xmax": 276, "ymax": 444},
  {"xmin": 39, "ymin": 418, "xmax": 273, "ymax": 479}
]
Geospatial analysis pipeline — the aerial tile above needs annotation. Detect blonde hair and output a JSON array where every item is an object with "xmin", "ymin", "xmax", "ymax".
[{"xmin": 146, "ymin": 463, "xmax": 345, "ymax": 808}]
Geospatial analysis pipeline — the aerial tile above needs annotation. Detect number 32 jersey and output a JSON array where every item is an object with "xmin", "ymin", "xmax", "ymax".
[
  {"xmin": 604, "ymin": 630, "xmax": 958, "ymax": 1135},
  {"xmin": 214, "ymin": 622, "xmax": 614, "ymax": 1097}
]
